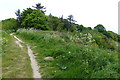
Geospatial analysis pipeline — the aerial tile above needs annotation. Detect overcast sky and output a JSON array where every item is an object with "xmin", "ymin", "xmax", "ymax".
[{"xmin": 0, "ymin": 0, "xmax": 119, "ymax": 33}]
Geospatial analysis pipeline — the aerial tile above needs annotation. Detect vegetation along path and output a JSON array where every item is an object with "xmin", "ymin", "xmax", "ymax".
[{"xmin": 10, "ymin": 33, "xmax": 41, "ymax": 79}]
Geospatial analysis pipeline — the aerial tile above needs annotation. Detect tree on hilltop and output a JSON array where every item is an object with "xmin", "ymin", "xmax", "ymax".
[
  {"xmin": 67, "ymin": 15, "xmax": 76, "ymax": 31},
  {"xmin": 94, "ymin": 24, "xmax": 106, "ymax": 30},
  {"xmin": 15, "ymin": 9, "xmax": 21, "ymax": 23},
  {"xmin": 32, "ymin": 3, "xmax": 46, "ymax": 14}
]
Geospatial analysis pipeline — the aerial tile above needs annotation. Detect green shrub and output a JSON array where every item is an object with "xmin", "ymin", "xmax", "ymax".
[
  {"xmin": 2, "ymin": 18, "xmax": 18, "ymax": 31},
  {"xmin": 21, "ymin": 9, "xmax": 49, "ymax": 30}
]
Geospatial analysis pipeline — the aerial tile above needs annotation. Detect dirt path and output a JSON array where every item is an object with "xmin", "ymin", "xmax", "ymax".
[
  {"xmin": 27, "ymin": 44, "xmax": 41, "ymax": 78},
  {"xmin": 10, "ymin": 33, "xmax": 41, "ymax": 79}
]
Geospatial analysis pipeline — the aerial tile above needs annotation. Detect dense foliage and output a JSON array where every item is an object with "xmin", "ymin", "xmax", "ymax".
[
  {"xmin": 16, "ymin": 29, "xmax": 119, "ymax": 78},
  {"xmin": 2, "ymin": 18, "xmax": 18, "ymax": 31},
  {"xmin": 21, "ymin": 9, "xmax": 48, "ymax": 30},
  {"xmin": 48, "ymin": 16, "xmax": 64, "ymax": 31}
]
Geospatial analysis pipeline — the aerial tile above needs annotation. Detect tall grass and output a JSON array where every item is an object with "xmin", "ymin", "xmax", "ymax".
[{"xmin": 16, "ymin": 29, "xmax": 119, "ymax": 78}]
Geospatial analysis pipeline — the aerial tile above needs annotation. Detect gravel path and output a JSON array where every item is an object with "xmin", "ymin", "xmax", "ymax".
[{"xmin": 10, "ymin": 33, "xmax": 41, "ymax": 79}]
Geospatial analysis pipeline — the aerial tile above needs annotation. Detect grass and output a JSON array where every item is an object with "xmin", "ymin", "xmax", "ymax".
[
  {"xmin": 0, "ymin": 21, "xmax": 2, "ymax": 79},
  {"xmin": 16, "ymin": 29, "xmax": 119, "ymax": 78},
  {"xmin": 2, "ymin": 30, "xmax": 33, "ymax": 78}
]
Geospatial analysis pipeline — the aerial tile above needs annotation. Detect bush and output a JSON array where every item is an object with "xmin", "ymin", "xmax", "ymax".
[
  {"xmin": 21, "ymin": 9, "xmax": 49, "ymax": 30},
  {"xmin": 2, "ymin": 18, "xmax": 18, "ymax": 31},
  {"xmin": 76, "ymin": 25, "xmax": 85, "ymax": 32},
  {"xmin": 107, "ymin": 31, "xmax": 119, "ymax": 42},
  {"xmin": 94, "ymin": 24, "xmax": 106, "ymax": 30}
]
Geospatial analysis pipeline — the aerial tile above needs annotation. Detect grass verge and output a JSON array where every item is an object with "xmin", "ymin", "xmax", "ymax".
[{"xmin": 2, "ymin": 30, "xmax": 33, "ymax": 78}]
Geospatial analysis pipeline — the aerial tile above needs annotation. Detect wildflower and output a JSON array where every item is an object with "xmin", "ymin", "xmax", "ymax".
[
  {"xmin": 68, "ymin": 51, "xmax": 71, "ymax": 54},
  {"xmin": 80, "ymin": 33, "xmax": 82, "ymax": 35},
  {"xmin": 62, "ymin": 56, "xmax": 65, "ymax": 58},
  {"xmin": 84, "ymin": 34, "xmax": 87, "ymax": 36},
  {"xmin": 93, "ymin": 39, "xmax": 95, "ymax": 41},
  {"xmin": 88, "ymin": 33, "xmax": 92, "ymax": 38},
  {"xmin": 70, "ymin": 36, "xmax": 72, "ymax": 40},
  {"xmin": 86, "ymin": 61, "xmax": 88, "ymax": 64},
  {"xmin": 61, "ymin": 66, "xmax": 67, "ymax": 70},
  {"xmin": 62, "ymin": 39, "xmax": 65, "ymax": 42},
  {"xmin": 3, "ymin": 38, "xmax": 5, "ymax": 40}
]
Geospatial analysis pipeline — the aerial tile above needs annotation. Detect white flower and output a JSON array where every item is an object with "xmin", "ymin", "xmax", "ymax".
[
  {"xmin": 84, "ymin": 34, "xmax": 87, "ymax": 36},
  {"xmin": 62, "ymin": 39, "xmax": 65, "ymax": 42},
  {"xmin": 68, "ymin": 51, "xmax": 71, "ymax": 53},
  {"xmin": 88, "ymin": 33, "xmax": 92, "ymax": 38},
  {"xmin": 61, "ymin": 66, "xmax": 67, "ymax": 70}
]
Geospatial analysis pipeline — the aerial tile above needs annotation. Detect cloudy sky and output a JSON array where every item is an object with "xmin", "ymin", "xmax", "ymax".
[{"xmin": 0, "ymin": 0, "xmax": 119, "ymax": 33}]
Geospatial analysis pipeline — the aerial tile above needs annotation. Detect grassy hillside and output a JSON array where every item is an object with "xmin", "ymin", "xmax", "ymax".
[
  {"xmin": 2, "ymin": 30, "xmax": 33, "ymax": 78},
  {"xmin": 16, "ymin": 29, "xmax": 119, "ymax": 78},
  {"xmin": 1, "ymin": 2, "xmax": 120, "ymax": 79}
]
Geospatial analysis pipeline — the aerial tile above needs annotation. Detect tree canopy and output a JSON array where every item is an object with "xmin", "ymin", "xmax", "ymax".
[
  {"xmin": 94, "ymin": 24, "xmax": 106, "ymax": 30},
  {"xmin": 21, "ymin": 9, "xmax": 48, "ymax": 30}
]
